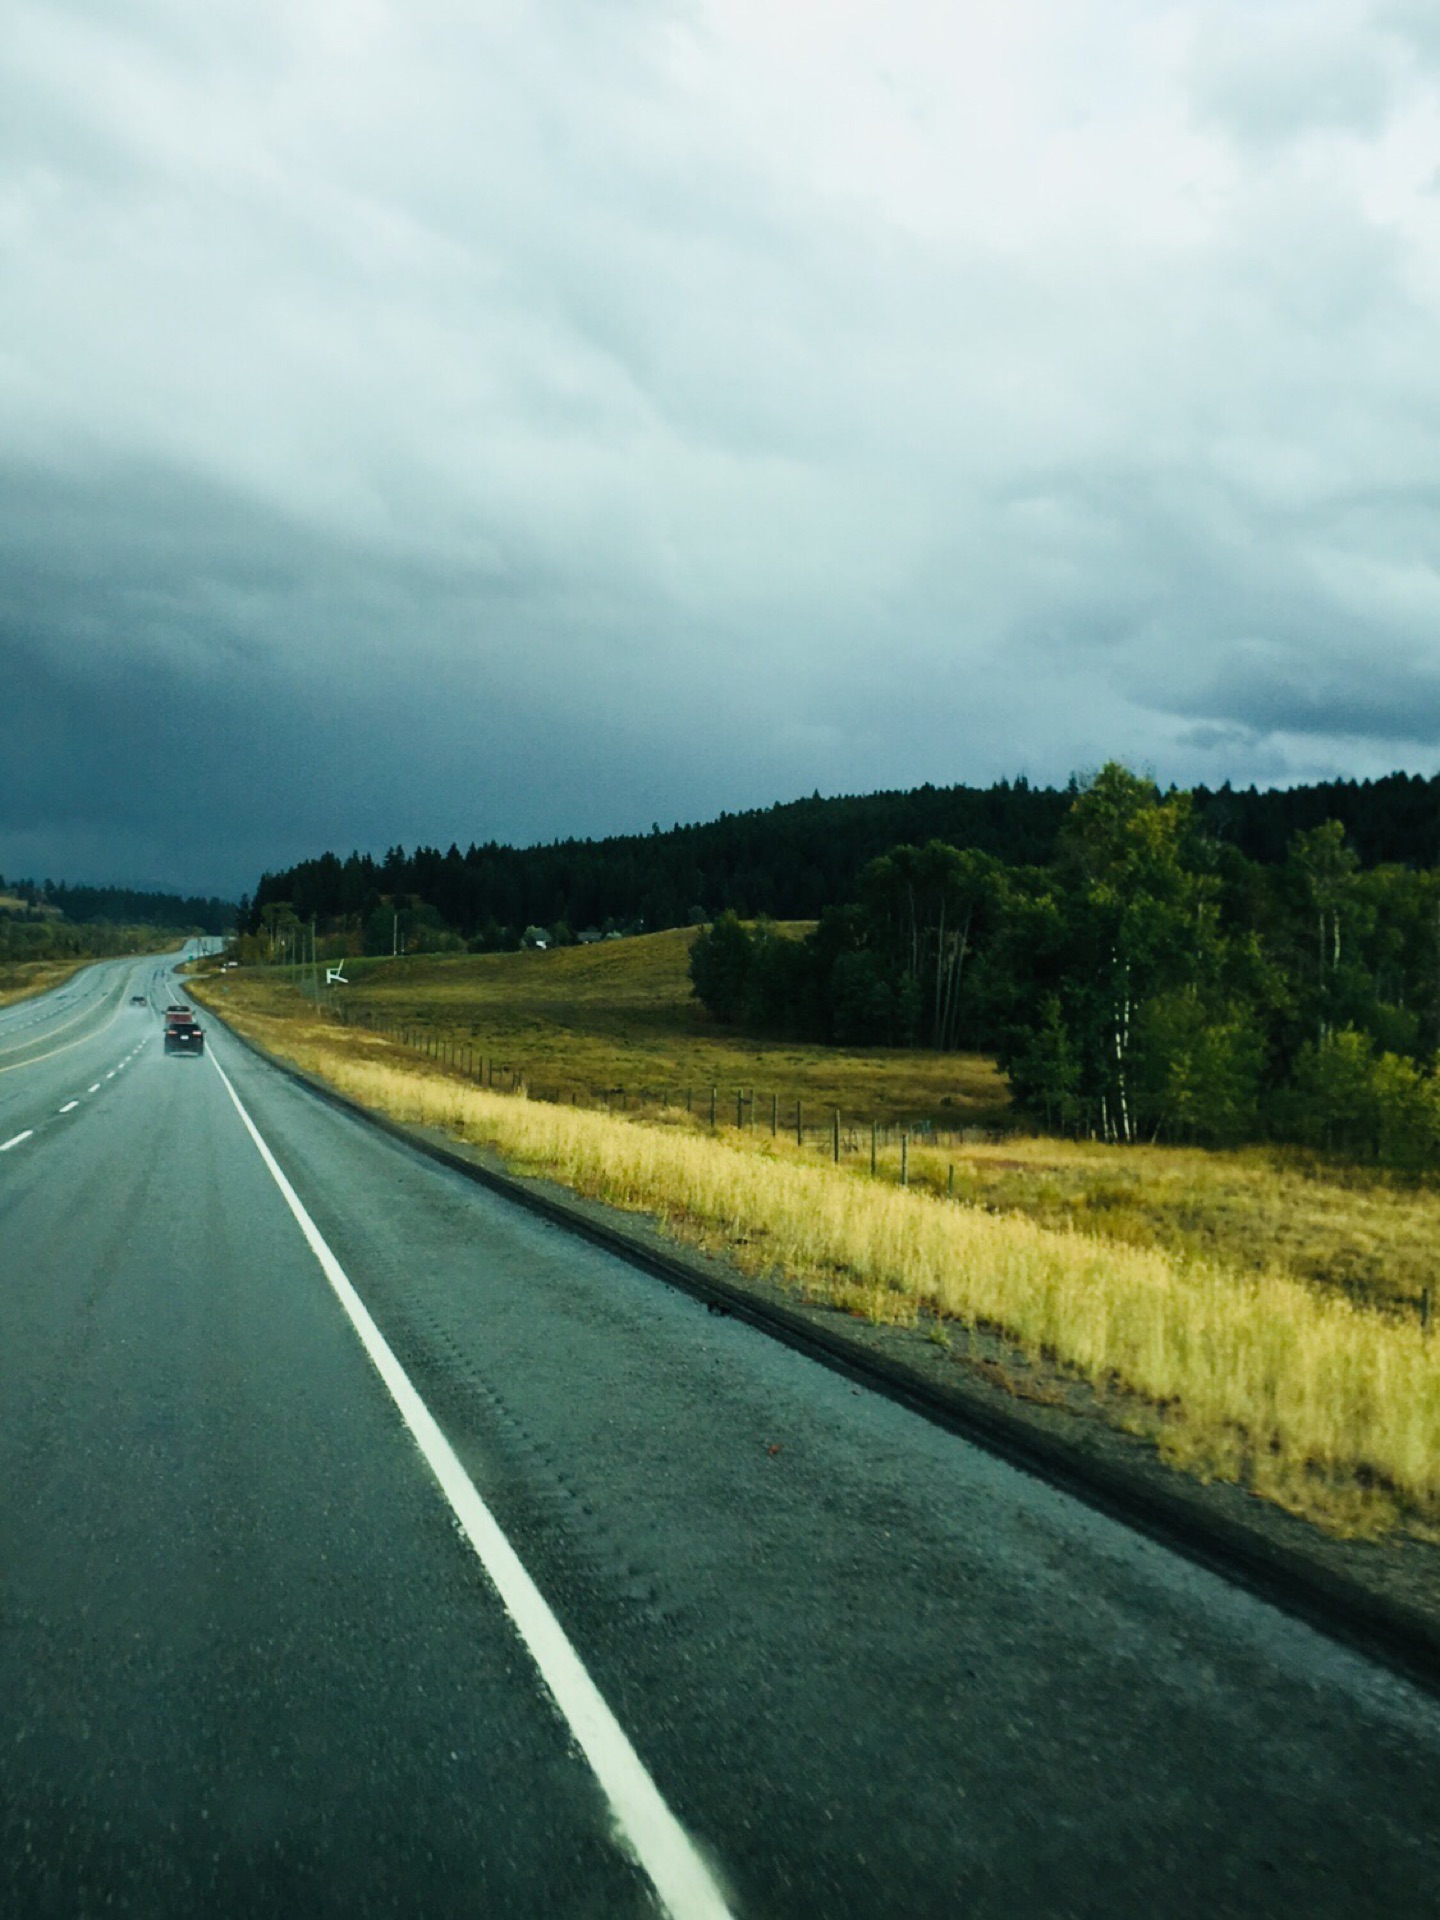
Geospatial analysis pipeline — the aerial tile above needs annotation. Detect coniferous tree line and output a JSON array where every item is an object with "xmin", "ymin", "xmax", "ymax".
[
  {"xmin": 242, "ymin": 767, "xmax": 1440, "ymax": 956},
  {"xmin": 689, "ymin": 765, "xmax": 1440, "ymax": 1160},
  {"xmin": 238, "ymin": 763, "xmax": 1440, "ymax": 1156},
  {"xmin": 0, "ymin": 876, "xmax": 235, "ymax": 962},
  {"xmin": 1, "ymin": 877, "xmax": 234, "ymax": 933},
  {"xmin": 241, "ymin": 779, "xmax": 1071, "ymax": 947}
]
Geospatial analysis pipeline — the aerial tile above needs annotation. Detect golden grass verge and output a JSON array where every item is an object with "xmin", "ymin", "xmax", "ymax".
[
  {"xmin": 0, "ymin": 957, "xmax": 90, "ymax": 1010},
  {"xmin": 210, "ymin": 948, "xmax": 1440, "ymax": 1322},
  {"xmin": 202, "ymin": 994, "xmax": 1440, "ymax": 1540}
]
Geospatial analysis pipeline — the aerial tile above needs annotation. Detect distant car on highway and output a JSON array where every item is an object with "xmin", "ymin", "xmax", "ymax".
[
  {"xmin": 131, "ymin": 994, "xmax": 147, "ymax": 1005},
  {"xmin": 163, "ymin": 1004, "xmax": 205, "ymax": 1055}
]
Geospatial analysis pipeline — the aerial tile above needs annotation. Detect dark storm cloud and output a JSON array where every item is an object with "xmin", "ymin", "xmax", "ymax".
[
  {"xmin": 0, "ymin": 452, "xmax": 763, "ymax": 893},
  {"xmin": 4, "ymin": 0, "xmax": 1440, "ymax": 892},
  {"xmin": 1156, "ymin": 643, "xmax": 1440, "ymax": 744},
  {"xmin": 1062, "ymin": 478, "xmax": 1440, "ymax": 774}
]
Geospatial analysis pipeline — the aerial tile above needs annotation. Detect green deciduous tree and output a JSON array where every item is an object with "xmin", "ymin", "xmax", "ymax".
[{"xmin": 688, "ymin": 911, "xmax": 754, "ymax": 1024}]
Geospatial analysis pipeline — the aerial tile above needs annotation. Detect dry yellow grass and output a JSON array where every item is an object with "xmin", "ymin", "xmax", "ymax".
[
  {"xmin": 194, "ymin": 985, "xmax": 1440, "ymax": 1539},
  {"xmin": 884, "ymin": 1134, "xmax": 1440, "ymax": 1323},
  {"xmin": 209, "ymin": 939, "xmax": 1440, "ymax": 1321},
  {"xmin": 0, "ymin": 957, "xmax": 89, "ymax": 1009}
]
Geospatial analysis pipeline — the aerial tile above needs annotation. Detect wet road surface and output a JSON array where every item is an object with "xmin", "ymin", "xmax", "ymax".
[{"xmin": 3, "ymin": 958, "xmax": 1439, "ymax": 1916}]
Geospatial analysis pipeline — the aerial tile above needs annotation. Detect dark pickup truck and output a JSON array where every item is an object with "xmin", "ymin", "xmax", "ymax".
[{"xmin": 163, "ymin": 1003, "xmax": 205, "ymax": 1055}]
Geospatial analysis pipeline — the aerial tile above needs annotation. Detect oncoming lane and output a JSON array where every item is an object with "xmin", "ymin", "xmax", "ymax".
[
  {"xmin": 0, "ymin": 947, "xmax": 217, "ymax": 1156},
  {"xmin": 0, "ymin": 956, "xmax": 136, "ymax": 1072},
  {"xmin": 0, "ymin": 1012, "xmax": 155, "ymax": 1165},
  {"xmin": 0, "ymin": 954, "xmax": 163, "ymax": 1150}
]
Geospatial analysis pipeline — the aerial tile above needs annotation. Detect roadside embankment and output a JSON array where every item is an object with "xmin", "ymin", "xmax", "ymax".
[{"xmin": 0, "ymin": 957, "xmax": 90, "ymax": 1010}]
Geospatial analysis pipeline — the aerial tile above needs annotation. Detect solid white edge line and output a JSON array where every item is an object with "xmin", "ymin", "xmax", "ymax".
[
  {"xmin": 207, "ymin": 1047, "xmax": 731, "ymax": 1920},
  {"xmin": 0, "ymin": 1130, "xmax": 34, "ymax": 1152}
]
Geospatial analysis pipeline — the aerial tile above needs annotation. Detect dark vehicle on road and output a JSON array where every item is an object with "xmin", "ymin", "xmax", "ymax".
[
  {"xmin": 130, "ymin": 994, "xmax": 147, "ymax": 1005},
  {"xmin": 163, "ymin": 1004, "xmax": 204, "ymax": 1055}
]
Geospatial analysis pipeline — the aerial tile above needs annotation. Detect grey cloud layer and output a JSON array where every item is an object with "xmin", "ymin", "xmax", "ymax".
[{"xmin": 3, "ymin": 0, "xmax": 1439, "ymax": 891}]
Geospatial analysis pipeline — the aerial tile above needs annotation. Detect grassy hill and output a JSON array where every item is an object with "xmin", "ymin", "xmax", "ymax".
[{"xmin": 209, "ymin": 927, "xmax": 1012, "ymax": 1126}]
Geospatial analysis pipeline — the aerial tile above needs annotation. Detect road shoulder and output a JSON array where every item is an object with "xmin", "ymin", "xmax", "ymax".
[{"xmin": 205, "ymin": 1003, "xmax": 1440, "ymax": 1699}]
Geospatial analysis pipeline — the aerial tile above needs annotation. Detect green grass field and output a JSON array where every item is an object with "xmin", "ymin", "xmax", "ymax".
[{"xmin": 226, "ymin": 928, "xmax": 1013, "ymax": 1127}]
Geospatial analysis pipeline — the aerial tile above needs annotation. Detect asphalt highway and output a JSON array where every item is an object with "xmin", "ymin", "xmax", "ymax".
[{"xmin": 3, "ymin": 957, "xmax": 1440, "ymax": 1916}]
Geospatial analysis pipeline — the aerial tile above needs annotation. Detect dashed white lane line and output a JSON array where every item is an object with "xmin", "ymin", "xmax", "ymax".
[
  {"xmin": 88, "ymin": 1084, "xmax": 101, "ymax": 1094},
  {"xmin": 58, "ymin": 1101, "xmax": 79, "ymax": 1113},
  {"xmin": 0, "ymin": 1131, "xmax": 34, "ymax": 1152},
  {"xmin": 207, "ymin": 1048, "xmax": 731, "ymax": 1920},
  {"xmin": 0, "ymin": 969, "xmax": 131, "ymax": 1076}
]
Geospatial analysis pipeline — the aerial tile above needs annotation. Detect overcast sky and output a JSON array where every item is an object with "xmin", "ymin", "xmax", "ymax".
[{"xmin": 5, "ymin": 0, "xmax": 1440, "ymax": 895}]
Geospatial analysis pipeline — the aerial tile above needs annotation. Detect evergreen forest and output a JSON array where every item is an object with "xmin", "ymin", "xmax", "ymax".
[
  {"xmin": 0, "ymin": 877, "xmax": 235, "ymax": 963},
  {"xmin": 240, "ymin": 765, "xmax": 1440, "ymax": 1158},
  {"xmin": 690, "ymin": 766, "xmax": 1440, "ymax": 1159},
  {"xmin": 242, "ymin": 767, "xmax": 1440, "ymax": 951}
]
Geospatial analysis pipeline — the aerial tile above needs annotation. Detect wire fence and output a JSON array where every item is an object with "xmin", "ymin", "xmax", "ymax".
[
  {"xmin": 307, "ymin": 989, "xmax": 1437, "ymax": 1333},
  {"xmin": 323, "ymin": 1000, "xmax": 1004, "ymax": 1176}
]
